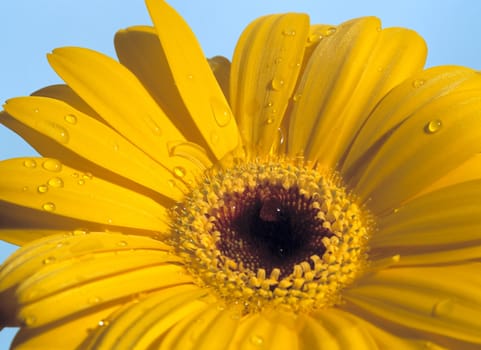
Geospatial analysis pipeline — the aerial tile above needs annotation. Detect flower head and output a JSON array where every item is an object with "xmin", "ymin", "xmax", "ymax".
[{"xmin": 2, "ymin": 0, "xmax": 481, "ymax": 348}]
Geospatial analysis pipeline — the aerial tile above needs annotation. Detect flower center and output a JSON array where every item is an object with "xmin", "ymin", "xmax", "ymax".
[
  {"xmin": 171, "ymin": 159, "xmax": 371, "ymax": 312},
  {"xmin": 214, "ymin": 183, "xmax": 333, "ymax": 279}
]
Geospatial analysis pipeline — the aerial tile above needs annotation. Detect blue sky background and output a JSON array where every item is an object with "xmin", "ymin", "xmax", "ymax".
[{"xmin": 1, "ymin": 0, "xmax": 481, "ymax": 346}]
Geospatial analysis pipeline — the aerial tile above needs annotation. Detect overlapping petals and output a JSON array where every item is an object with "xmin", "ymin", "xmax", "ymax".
[{"xmin": 1, "ymin": 0, "xmax": 481, "ymax": 348}]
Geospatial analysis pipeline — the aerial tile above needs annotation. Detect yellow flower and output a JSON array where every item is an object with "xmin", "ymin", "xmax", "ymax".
[{"xmin": 1, "ymin": 0, "xmax": 481, "ymax": 348}]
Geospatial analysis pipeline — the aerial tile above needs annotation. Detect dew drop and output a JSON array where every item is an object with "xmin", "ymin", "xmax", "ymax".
[
  {"xmin": 308, "ymin": 32, "xmax": 322, "ymax": 43},
  {"xmin": 23, "ymin": 159, "xmax": 37, "ymax": 168},
  {"xmin": 98, "ymin": 319, "xmax": 110, "ymax": 327},
  {"xmin": 292, "ymin": 94, "xmax": 302, "ymax": 102},
  {"xmin": 324, "ymin": 27, "xmax": 337, "ymax": 36},
  {"xmin": 22, "ymin": 186, "xmax": 29, "ymax": 192},
  {"xmin": 39, "ymin": 121, "xmax": 70, "ymax": 144},
  {"xmin": 173, "ymin": 166, "xmax": 186, "ymax": 178},
  {"xmin": 277, "ymin": 128, "xmax": 285, "ymax": 145},
  {"xmin": 187, "ymin": 74, "xmax": 194, "ymax": 80},
  {"xmin": 42, "ymin": 202, "xmax": 56, "ymax": 212},
  {"xmin": 282, "ymin": 29, "xmax": 296, "ymax": 36},
  {"xmin": 431, "ymin": 299, "xmax": 454, "ymax": 317},
  {"xmin": 167, "ymin": 179, "xmax": 176, "ymax": 188},
  {"xmin": 210, "ymin": 98, "xmax": 232, "ymax": 127},
  {"xmin": 270, "ymin": 77, "xmax": 285, "ymax": 91},
  {"xmin": 42, "ymin": 159, "xmax": 62, "ymax": 172},
  {"xmin": 77, "ymin": 179, "xmax": 85, "ymax": 185},
  {"xmin": 43, "ymin": 256, "xmax": 56, "ymax": 264},
  {"xmin": 88, "ymin": 296, "xmax": 102, "ymax": 305},
  {"xmin": 37, "ymin": 185, "xmax": 48, "ymax": 194},
  {"xmin": 117, "ymin": 240, "xmax": 128, "ymax": 247},
  {"xmin": 144, "ymin": 115, "xmax": 162, "ymax": 136},
  {"xmin": 210, "ymin": 131, "xmax": 220, "ymax": 145},
  {"xmin": 412, "ymin": 79, "xmax": 425, "ymax": 88},
  {"xmin": 48, "ymin": 177, "xmax": 64, "ymax": 188},
  {"xmin": 266, "ymin": 118, "xmax": 274, "ymax": 125},
  {"xmin": 72, "ymin": 229, "xmax": 88, "ymax": 236},
  {"xmin": 425, "ymin": 119, "xmax": 442, "ymax": 134},
  {"xmin": 23, "ymin": 315, "xmax": 37, "ymax": 326},
  {"xmin": 250, "ymin": 334, "xmax": 264, "ymax": 346},
  {"xmin": 64, "ymin": 114, "xmax": 77, "ymax": 124},
  {"xmin": 112, "ymin": 142, "xmax": 120, "ymax": 152}
]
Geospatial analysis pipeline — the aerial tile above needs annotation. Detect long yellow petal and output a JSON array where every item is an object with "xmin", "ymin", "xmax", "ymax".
[
  {"xmin": 0, "ymin": 157, "xmax": 170, "ymax": 232},
  {"xmin": 4, "ymin": 96, "xmax": 189, "ymax": 200},
  {"xmin": 342, "ymin": 66, "xmax": 480, "ymax": 175},
  {"xmin": 0, "ymin": 229, "xmax": 61, "ymax": 246},
  {"xmin": 88, "ymin": 285, "xmax": 208, "ymax": 349},
  {"xmin": 345, "ymin": 264, "xmax": 481, "ymax": 345},
  {"xmin": 47, "ymin": 47, "xmax": 208, "ymax": 186},
  {"xmin": 287, "ymin": 17, "xmax": 426, "ymax": 169},
  {"xmin": 114, "ymin": 25, "xmax": 210, "ymax": 151},
  {"xmin": 145, "ymin": 0, "xmax": 239, "ymax": 160},
  {"xmin": 230, "ymin": 13, "xmax": 309, "ymax": 156},
  {"xmin": 11, "ymin": 303, "xmax": 120, "ymax": 350},
  {"xmin": 372, "ymin": 179, "xmax": 481, "ymax": 248},
  {"xmin": 351, "ymin": 88, "xmax": 481, "ymax": 214}
]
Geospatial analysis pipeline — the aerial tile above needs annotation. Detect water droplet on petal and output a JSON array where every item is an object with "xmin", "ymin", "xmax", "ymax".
[
  {"xmin": 42, "ymin": 159, "xmax": 62, "ymax": 172},
  {"xmin": 23, "ymin": 315, "xmax": 37, "ymax": 326},
  {"xmin": 431, "ymin": 299, "xmax": 455, "ymax": 317},
  {"xmin": 88, "ymin": 296, "xmax": 102, "ymax": 305},
  {"xmin": 98, "ymin": 319, "xmax": 110, "ymax": 327},
  {"xmin": 292, "ymin": 94, "xmax": 302, "ymax": 102},
  {"xmin": 210, "ymin": 98, "xmax": 232, "ymax": 127},
  {"xmin": 64, "ymin": 114, "xmax": 77, "ymax": 124},
  {"xmin": 144, "ymin": 115, "xmax": 162, "ymax": 136},
  {"xmin": 78, "ymin": 179, "xmax": 85, "ymax": 185},
  {"xmin": 117, "ymin": 240, "xmax": 128, "ymax": 247},
  {"xmin": 187, "ymin": 74, "xmax": 194, "ymax": 80},
  {"xmin": 22, "ymin": 186, "xmax": 29, "ymax": 192},
  {"xmin": 37, "ymin": 185, "xmax": 48, "ymax": 194},
  {"xmin": 23, "ymin": 159, "xmax": 37, "ymax": 168},
  {"xmin": 48, "ymin": 177, "xmax": 64, "ymax": 188},
  {"xmin": 72, "ymin": 229, "xmax": 88, "ymax": 236},
  {"xmin": 412, "ymin": 79, "xmax": 425, "ymax": 88},
  {"xmin": 250, "ymin": 334, "xmax": 264, "ymax": 346},
  {"xmin": 270, "ymin": 78, "xmax": 285, "ymax": 91},
  {"xmin": 42, "ymin": 202, "xmax": 56, "ymax": 212},
  {"xmin": 167, "ymin": 179, "xmax": 176, "ymax": 189},
  {"xmin": 210, "ymin": 131, "xmax": 220, "ymax": 145},
  {"xmin": 266, "ymin": 118, "xmax": 274, "ymax": 125},
  {"xmin": 282, "ymin": 29, "xmax": 296, "ymax": 36},
  {"xmin": 112, "ymin": 142, "xmax": 120, "ymax": 152},
  {"xmin": 173, "ymin": 166, "xmax": 186, "ymax": 178},
  {"xmin": 324, "ymin": 27, "xmax": 337, "ymax": 36},
  {"xmin": 425, "ymin": 119, "xmax": 442, "ymax": 134},
  {"xmin": 39, "ymin": 121, "xmax": 69, "ymax": 144},
  {"xmin": 43, "ymin": 256, "xmax": 56, "ymax": 264}
]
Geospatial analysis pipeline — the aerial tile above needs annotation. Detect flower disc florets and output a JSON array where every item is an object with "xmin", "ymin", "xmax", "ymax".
[{"xmin": 171, "ymin": 159, "xmax": 371, "ymax": 313}]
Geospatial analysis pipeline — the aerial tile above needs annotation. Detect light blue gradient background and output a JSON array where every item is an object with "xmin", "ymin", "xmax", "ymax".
[{"xmin": 1, "ymin": 0, "xmax": 480, "ymax": 347}]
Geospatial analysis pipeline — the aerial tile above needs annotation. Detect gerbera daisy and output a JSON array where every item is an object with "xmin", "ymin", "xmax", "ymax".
[{"xmin": 2, "ymin": 0, "xmax": 481, "ymax": 348}]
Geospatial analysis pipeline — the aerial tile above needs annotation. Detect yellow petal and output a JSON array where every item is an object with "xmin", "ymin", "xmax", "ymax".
[
  {"xmin": 343, "ymin": 66, "xmax": 480, "ymax": 176},
  {"xmin": 414, "ymin": 152, "xmax": 481, "ymax": 198},
  {"xmin": 208, "ymin": 56, "xmax": 231, "ymax": 101},
  {"xmin": 227, "ymin": 310, "xmax": 300, "ymax": 349},
  {"xmin": 88, "ymin": 285, "xmax": 207, "ymax": 349},
  {"xmin": 47, "ymin": 47, "xmax": 208, "ymax": 186},
  {"xmin": 159, "ymin": 302, "xmax": 238, "ymax": 350},
  {"xmin": 0, "ymin": 229, "xmax": 61, "ymax": 246},
  {"xmin": 4, "ymin": 96, "xmax": 187, "ymax": 200},
  {"xmin": 11, "ymin": 303, "xmax": 120, "ymax": 350},
  {"xmin": 114, "ymin": 25, "xmax": 210, "ymax": 151},
  {"xmin": 345, "ymin": 264, "xmax": 481, "ymax": 345},
  {"xmin": 351, "ymin": 87, "xmax": 481, "ymax": 214},
  {"xmin": 1, "ymin": 232, "xmax": 191, "ymax": 328},
  {"xmin": 145, "ymin": 0, "xmax": 239, "ymax": 160},
  {"xmin": 287, "ymin": 17, "xmax": 426, "ymax": 169},
  {"xmin": 0, "ymin": 157, "xmax": 170, "ymax": 232},
  {"xmin": 32, "ymin": 84, "xmax": 103, "ymax": 123},
  {"xmin": 371, "ymin": 180, "xmax": 481, "ymax": 250},
  {"xmin": 230, "ymin": 13, "xmax": 310, "ymax": 156}
]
